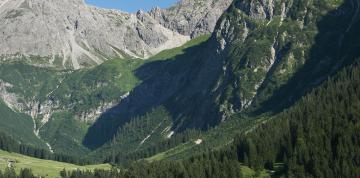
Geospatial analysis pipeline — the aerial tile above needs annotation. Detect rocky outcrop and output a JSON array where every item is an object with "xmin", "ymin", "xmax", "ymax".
[
  {"xmin": 0, "ymin": 79, "xmax": 58, "ymax": 124},
  {"xmin": 210, "ymin": 0, "xmax": 293, "ymax": 115},
  {"xmin": 76, "ymin": 100, "xmax": 120, "ymax": 122},
  {"xmin": 0, "ymin": 0, "xmax": 231, "ymax": 69},
  {"xmin": 0, "ymin": 80, "xmax": 25, "ymax": 111},
  {"xmin": 149, "ymin": 0, "xmax": 233, "ymax": 38}
]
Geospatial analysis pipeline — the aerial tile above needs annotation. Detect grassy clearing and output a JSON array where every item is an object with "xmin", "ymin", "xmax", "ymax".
[
  {"xmin": 240, "ymin": 165, "xmax": 271, "ymax": 178},
  {"xmin": 0, "ymin": 150, "xmax": 111, "ymax": 178}
]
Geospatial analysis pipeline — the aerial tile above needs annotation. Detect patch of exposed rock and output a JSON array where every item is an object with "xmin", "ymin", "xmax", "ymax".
[{"xmin": 149, "ymin": 0, "xmax": 233, "ymax": 38}]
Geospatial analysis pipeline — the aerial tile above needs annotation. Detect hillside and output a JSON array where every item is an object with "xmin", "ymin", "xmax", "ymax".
[
  {"xmin": 0, "ymin": 101, "xmax": 46, "ymax": 148},
  {"xmin": 83, "ymin": 0, "xmax": 360, "ymax": 158},
  {"xmin": 233, "ymin": 61, "xmax": 360, "ymax": 177},
  {"xmin": 31, "ymin": 53, "xmax": 359, "ymax": 178},
  {"xmin": 0, "ymin": 35, "xmax": 212, "ymax": 157}
]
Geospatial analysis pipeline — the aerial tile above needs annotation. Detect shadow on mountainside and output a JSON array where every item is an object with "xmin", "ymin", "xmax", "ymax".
[
  {"xmin": 83, "ymin": 0, "xmax": 360, "ymax": 150},
  {"xmin": 252, "ymin": 0, "xmax": 360, "ymax": 115},
  {"xmin": 83, "ymin": 38, "xmax": 224, "ymax": 149}
]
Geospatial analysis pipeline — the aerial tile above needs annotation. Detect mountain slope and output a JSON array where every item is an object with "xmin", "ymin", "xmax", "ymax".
[
  {"xmin": 0, "ymin": 100, "xmax": 46, "ymax": 148},
  {"xmin": 0, "ymin": 36, "xmax": 212, "ymax": 155},
  {"xmin": 234, "ymin": 61, "xmax": 360, "ymax": 177},
  {"xmin": 0, "ymin": 0, "xmax": 231, "ymax": 69},
  {"xmin": 84, "ymin": 0, "xmax": 360, "ymax": 151},
  {"xmin": 0, "ymin": 0, "xmax": 232, "ymax": 154}
]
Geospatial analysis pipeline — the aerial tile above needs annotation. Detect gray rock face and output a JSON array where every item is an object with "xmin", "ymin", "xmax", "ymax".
[
  {"xmin": 149, "ymin": 0, "xmax": 233, "ymax": 38},
  {"xmin": 235, "ymin": 0, "xmax": 276, "ymax": 20},
  {"xmin": 0, "ymin": 0, "xmax": 231, "ymax": 69}
]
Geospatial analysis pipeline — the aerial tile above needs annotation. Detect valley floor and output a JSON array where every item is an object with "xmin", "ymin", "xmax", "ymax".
[{"xmin": 0, "ymin": 150, "xmax": 111, "ymax": 178}]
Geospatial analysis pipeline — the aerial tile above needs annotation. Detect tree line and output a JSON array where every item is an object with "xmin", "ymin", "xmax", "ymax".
[
  {"xmin": 0, "ymin": 168, "xmax": 36, "ymax": 178},
  {"xmin": 61, "ymin": 150, "xmax": 243, "ymax": 178}
]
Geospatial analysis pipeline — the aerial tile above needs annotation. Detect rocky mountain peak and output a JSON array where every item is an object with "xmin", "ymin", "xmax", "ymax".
[
  {"xmin": 0, "ymin": 0, "xmax": 232, "ymax": 69},
  {"xmin": 149, "ymin": 0, "xmax": 233, "ymax": 38}
]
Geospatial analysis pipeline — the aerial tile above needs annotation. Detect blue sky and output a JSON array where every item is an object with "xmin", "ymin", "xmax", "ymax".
[{"xmin": 85, "ymin": 0, "xmax": 179, "ymax": 13}]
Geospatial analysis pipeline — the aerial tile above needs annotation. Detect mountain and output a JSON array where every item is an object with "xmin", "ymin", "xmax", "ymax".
[
  {"xmin": 149, "ymin": 0, "xmax": 233, "ymax": 37},
  {"xmin": 0, "ymin": 0, "xmax": 232, "ymax": 155},
  {"xmin": 84, "ymin": 0, "xmax": 360, "ymax": 149},
  {"xmin": 0, "ymin": 0, "xmax": 231, "ymax": 69},
  {"xmin": 0, "ymin": 0, "xmax": 359, "ymax": 177}
]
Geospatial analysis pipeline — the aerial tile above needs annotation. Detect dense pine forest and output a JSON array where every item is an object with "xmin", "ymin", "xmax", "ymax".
[{"xmin": 234, "ymin": 61, "xmax": 360, "ymax": 177}]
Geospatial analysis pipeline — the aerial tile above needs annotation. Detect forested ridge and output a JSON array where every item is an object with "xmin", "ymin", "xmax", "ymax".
[{"xmin": 235, "ymin": 61, "xmax": 360, "ymax": 177}]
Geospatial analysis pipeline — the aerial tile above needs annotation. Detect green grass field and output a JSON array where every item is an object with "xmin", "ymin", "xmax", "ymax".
[{"xmin": 0, "ymin": 150, "xmax": 111, "ymax": 178}]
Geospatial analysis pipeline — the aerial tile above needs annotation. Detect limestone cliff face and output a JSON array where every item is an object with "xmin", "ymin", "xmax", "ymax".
[
  {"xmin": 0, "ymin": 0, "xmax": 231, "ymax": 69},
  {"xmin": 210, "ymin": 0, "xmax": 360, "ymax": 116},
  {"xmin": 212, "ymin": 0, "xmax": 290, "ymax": 114},
  {"xmin": 149, "ymin": 0, "xmax": 233, "ymax": 38}
]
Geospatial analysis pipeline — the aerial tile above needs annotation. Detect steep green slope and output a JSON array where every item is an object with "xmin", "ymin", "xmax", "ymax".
[
  {"xmin": 212, "ymin": 0, "xmax": 357, "ymax": 115},
  {"xmin": 147, "ymin": 0, "xmax": 360, "ymax": 163},
  {"xmin": 0, "ymin": 57, "xmax": 147, "ymax": 155},
  {"xmin": 0, "ymin": 101, "xmax": 45, "ymax": 148},
  {"xmin": 84, "ymin": 0, "xmax": 360, "ymax": 160},
  {"xmin": 0, "ymin": 63, "xmax": 59, "ymax": 102},
  {"xmin": 86, "ymin": 107, "xmax": 174, "ymax": 162},
  {"xmin": 50, "ymin": 58, "xmax": 144, "ymax": 114},
  {"xmin": 39, "ymin": 111, "xmax": 90, "ymax": 156},
  {"xmin": 0, "ymin": 35, "xmax": 214, "ymax": 157},
  {"xmin": 250, "ymin": 0, "xmax": 360, "ymax": 113},
  {"xmin": 146, "ymin": 60, "xmax": 360, "ymax": 177}
]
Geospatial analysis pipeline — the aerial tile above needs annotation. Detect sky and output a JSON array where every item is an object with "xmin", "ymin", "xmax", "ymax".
[{"xmin": 85, "ymin": 0, "xmax": 179, "ymax": 13}]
